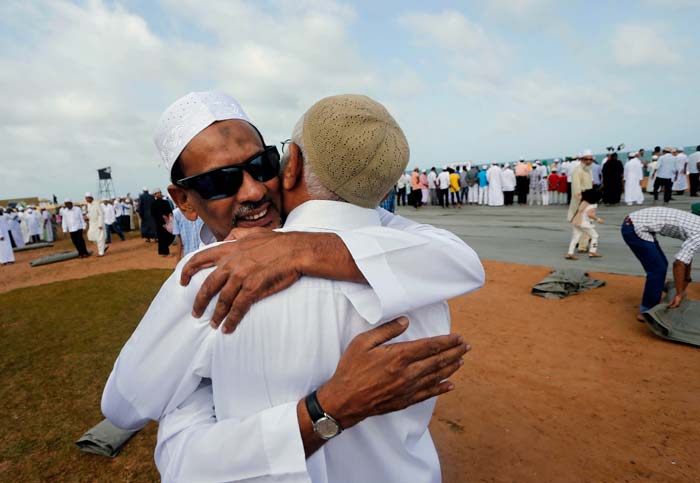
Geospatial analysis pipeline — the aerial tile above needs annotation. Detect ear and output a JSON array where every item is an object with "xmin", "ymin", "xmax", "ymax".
[
  {"xmin": 282, "ymin": 143, "xmax": 304, "ymax": 192},
  {"xmin": 168, "ymin": 185, "xmax": 199, "ymax": 222}
]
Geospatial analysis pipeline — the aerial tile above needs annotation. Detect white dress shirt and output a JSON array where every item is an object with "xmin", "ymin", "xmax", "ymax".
[
  {"xmin": 61, "ymin": 206, "xmax": 86, "ymax": 233},
  {"xmin": 102, "ymin": 204, "xmax": 117, "ymax": 225},
  {"xmin": 656, "ymin": 153, "xmax": 677, "ymax": 179},
  {"xmin": 437, "ymin": 171, "xmax": 450, "ymax": 189},
  {"xmin": 427, "ymin": 171, "xmax": 437, "ymax": 189},
  {"xmin": 102, "ymin": 202, "xmax": 484, "ymax": 482},
  {"xmin": 688, "ymin": 152, "xmax": 700, "ymax": 175}
]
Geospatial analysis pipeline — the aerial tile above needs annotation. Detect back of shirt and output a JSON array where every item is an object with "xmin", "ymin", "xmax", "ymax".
[{"xmin": 211, "ymin": 277, "xmax": 450, "ymax": 483}]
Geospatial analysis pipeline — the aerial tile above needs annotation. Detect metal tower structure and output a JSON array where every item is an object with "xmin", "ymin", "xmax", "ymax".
[{"xmin": 97, "ymin": 167, "xmax": 116, "ymax": 200}]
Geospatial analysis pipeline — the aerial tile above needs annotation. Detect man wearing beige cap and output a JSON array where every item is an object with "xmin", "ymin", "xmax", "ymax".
[{"xmin": 102, "ymin": 92, "xmax": 484, "ymax": 482}]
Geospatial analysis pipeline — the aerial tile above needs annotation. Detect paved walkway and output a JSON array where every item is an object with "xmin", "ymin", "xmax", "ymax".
[{"xmin": 397, "ymin": 194, "xmax": 700, "ymax": 277}]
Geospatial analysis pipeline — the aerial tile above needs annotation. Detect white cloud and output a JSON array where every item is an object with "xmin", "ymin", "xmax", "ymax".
[
  {"xmin": 483, "ymin": 0, "xmax": 554, "ymax": 16},
  {"xmin": 398, "ymin": 10, "xmax": 509, "ymax": 94},
  {"xmin": 612, "ymin": 23, "xmax": 682, "ymax": 67},
  {"xmin": 0, "ymin": 0, "xmax": 376, "ymax": 199}
]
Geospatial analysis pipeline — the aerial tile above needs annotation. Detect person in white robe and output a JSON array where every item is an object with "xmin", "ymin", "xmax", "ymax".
[
  {"xmin": 41, "ymin": 208, "xmax": 54, "ymax": 242},
  {"xmin": 7, "ymin": 209, "xmax": 24, "ymax": 248},
  {"xmin": 85, "ymin": 193, "xmax": 106, "ymax": 256},
  {"xmin": 487, "ymin": 162, "xmax": 504, "ymax": 206},
  {"xmin": 25, "ymin": 207, "xmax": 41, "ymax": 243},
  {"xmin": 646, "ymin": 155, "xmax": 659, "ymax": 193},
  {"xmin": 672, "ymin": 147, "xmax": 689, "ymax": 193},
  {"xmin": 624, "ymin": 151, "xmax": 644, "ymax": 205},
  {"xmin": 17, "ymin": 207, "xmax": 30, "ymax": 244},
  {"xmin": 0, "ymin": 208, "xmax": 15, "ymax": 264}
]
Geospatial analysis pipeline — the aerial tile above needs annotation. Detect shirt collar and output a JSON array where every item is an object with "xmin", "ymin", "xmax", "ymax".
[
  {"xmin": 282, "ymin": 200, "xmax": 381, "ymax": 231},
  {"xmin": 199, "ymin": 223, "xmax": 216, "ymax": 246}
]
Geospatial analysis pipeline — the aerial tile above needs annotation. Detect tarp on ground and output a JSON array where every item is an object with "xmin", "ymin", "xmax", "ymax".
[
  {"xmin": 75, "ymin": 419, "xmax": 139, "ymax": 458},
  {"xmin": 30, "ymin": 250, "xmax": 91, "ymax": 267},
  {"xmin": 531, "ymin": 268, "xmax": 606, "ymax": 299},
  {"xmin": 643, "ymin": 288, "xmax": 700, "ymax": 347},
  {"xmin": 13, "ymin": 242, "xmax": 53, "ymax": 252}
]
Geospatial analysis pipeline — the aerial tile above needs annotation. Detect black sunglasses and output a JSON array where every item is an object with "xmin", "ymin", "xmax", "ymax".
[{"xmin": 176, "ymin": 146, "xmax": 280, "ymax": 201}]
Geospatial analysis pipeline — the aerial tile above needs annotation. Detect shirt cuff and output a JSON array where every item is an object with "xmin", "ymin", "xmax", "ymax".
[
  {"xmin": 261, "ymin": 401, "xmax": 309, "ymax": 479},
  {"xmin": 336, "ymin": 227, "xmax": 427, "ymax": 324}
]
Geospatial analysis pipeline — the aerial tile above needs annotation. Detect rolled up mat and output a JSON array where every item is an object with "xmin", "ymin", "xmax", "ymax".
[
  {"xmin": 75, "ymin": 419, "xmax": 139, "ymax": 457},
  {"xmin": 30, "ymin": 250, "xmax": 92, "ymax": 267},
  {"xmin": 13, "ymin": 242, "xmax": 54, "ymax": 252}
]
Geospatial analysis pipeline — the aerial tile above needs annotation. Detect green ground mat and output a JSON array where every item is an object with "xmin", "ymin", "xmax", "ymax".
[{"xmin": 532, "ymin": 268, "xmax": 606, "ymax": 299}]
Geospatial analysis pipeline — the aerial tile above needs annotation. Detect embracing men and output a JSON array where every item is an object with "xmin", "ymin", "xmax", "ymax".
[{"xmin": 102, "ymin": 92, "xmax": 484, "ymax": 482}]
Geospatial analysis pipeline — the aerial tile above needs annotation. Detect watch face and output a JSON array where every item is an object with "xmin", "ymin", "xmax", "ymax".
[{"xmin": 314, "ymin": 416, "xmax": 340, "ymax": 439}]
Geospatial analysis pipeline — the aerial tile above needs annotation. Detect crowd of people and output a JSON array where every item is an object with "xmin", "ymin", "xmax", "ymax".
[
  {"xmin": 393, "ymin": 145, "xmax": 700, "ymax": 210},
  {"xmin": 0, "ymin": 188, "xmax": 204, "ymax": 265}
]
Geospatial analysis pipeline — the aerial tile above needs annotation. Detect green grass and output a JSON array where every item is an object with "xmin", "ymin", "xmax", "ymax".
[{"xmin": 0, "ymin": 269, "xmax": 172, "ymax": 482}]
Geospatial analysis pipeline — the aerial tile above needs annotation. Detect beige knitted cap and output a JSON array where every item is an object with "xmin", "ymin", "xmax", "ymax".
[{"xmin": 301, "ymin": 94, "xmax": 409, "ymax": 208}]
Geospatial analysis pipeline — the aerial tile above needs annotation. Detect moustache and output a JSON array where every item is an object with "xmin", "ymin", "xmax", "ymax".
[{"xmin": 232, "ymin": 195, "xmax": 273, "ymax": 224}]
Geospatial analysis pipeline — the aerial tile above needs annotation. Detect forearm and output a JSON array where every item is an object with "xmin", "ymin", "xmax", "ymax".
[
  {"xmin": 295, "ymin": 232, "xmax": 366, "ymax": 284},
  {"xmin": 673, "ymin": 260, "xmax": 689, "ymax": 295}
]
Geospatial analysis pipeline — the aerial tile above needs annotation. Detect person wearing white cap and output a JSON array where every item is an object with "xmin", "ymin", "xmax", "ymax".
[
  {"xmin": 624, "ymin": 151, "xmax": 645, "ymax": 206},
  {"xmin": 500, "ymin": 163, "xmax": 516, "ymax": 205},
  {"xmin": 102, "ymin": 92, "xmax": 484, "ymax": 483},
  {"xmin": 672, "ymin": 147, "xmax": 689, "ymax": 194},
  {"xmin": 0, "ymin": 206, "xmax": 15, "ymax": 265},
  {"xmin": 138, "ymin": 187, "xmax": 157, "ymax": 242},
  {"xmin": 61, "ymin": 199, "xmax": 89, "ymax": 257},
  {"xmin": 567, "ymin": 150, "xmax": 594, "ymax": 222},
  {"xmin": 654, "ymin": 147, "xmax": 677, "ymax": 203},
  {"xmin": 646, "ymin": 154, "xmax": 659, "ymax": 194},
  {"xmin": 85, "ymin": 192, "xmax": 106, "ymax": 257},
  {"xmin": 25, "ymin": 205, "xmax": 42, "ymax": 244},
  {"xmin": 41, "ymin": 207, "xmax": 54, "ymax": 243},
  {"xmin": 486, "ymin": 162, "xmax": 504, "ymax": 206}
]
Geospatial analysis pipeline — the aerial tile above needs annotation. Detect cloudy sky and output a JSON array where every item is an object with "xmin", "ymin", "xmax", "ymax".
[{"xmin": 1, "ymin": 0, "xmax": 698, "ymax": 200}]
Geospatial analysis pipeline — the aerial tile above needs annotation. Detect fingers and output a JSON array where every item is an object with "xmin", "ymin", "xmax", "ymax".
[
  {"xmin": 191, "ymin": 269, "xmax": 229, "ymax": 318},
  {"xmin": 408, "ymin": 381, "xmax": 456, "ymax": 406},
  {"xmin": 409, "ymin": 342, "xmax": 469, "ymax": 379},
  {"xmin": 209, "ymin": 278, "xmax": 243, "ymax": 330},
  {"xmin": 411, "ymin": 359, "xmax": 464, "ymax": 393},
  {"xmin": 359, "ymin": 317, "xmax": 410, "ymax": 349},
  {"xmin": 394, "ymin": 333, "xmax": 465, "ymax": 363},
  {"xmin": 180, "ymin": 250, "xmax": 219, "ymax": 286}
]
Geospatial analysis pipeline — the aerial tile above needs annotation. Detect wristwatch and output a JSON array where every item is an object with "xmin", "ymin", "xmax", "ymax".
[{"xmin": 305, "ymin": 390, "xmax": 343, "ymax": 440}]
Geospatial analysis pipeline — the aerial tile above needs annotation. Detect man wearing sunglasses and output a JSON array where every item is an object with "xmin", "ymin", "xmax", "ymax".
[{"xmin": 103, "ymin": 92, "xmax": 484, "ymax": 482}]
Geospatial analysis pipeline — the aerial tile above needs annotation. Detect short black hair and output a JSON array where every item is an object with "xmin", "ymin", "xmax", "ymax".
[{"xmin": 581, "ymin": 188, "xmax": 602, "ymax": 204}]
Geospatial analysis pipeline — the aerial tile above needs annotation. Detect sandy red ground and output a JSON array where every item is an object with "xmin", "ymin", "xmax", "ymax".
[{"xmin": 2, "ymin": 236, "xmax": 698, "ymax": 482}]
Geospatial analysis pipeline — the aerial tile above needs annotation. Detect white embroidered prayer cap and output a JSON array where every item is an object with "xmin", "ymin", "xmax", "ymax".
[
  {"xmin": 154, "ymin": 91, "xmax": 251, "ymax": 171},
  {"xmin": 85, "ymin": 192, "xmax": 93, "ymax": 198}
]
